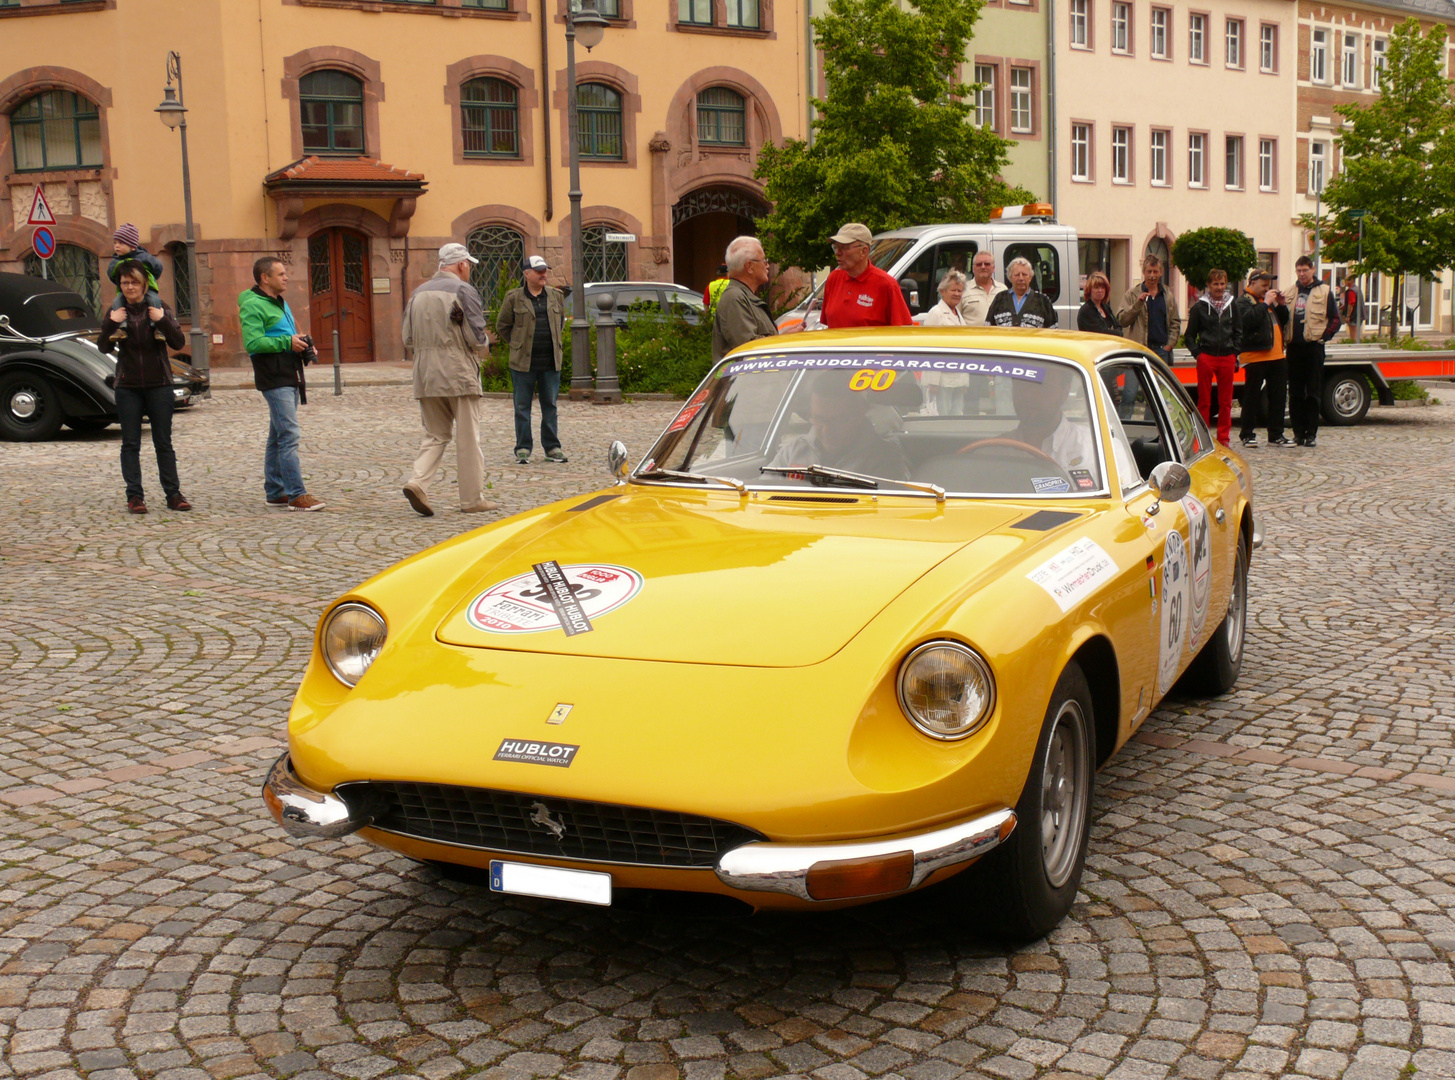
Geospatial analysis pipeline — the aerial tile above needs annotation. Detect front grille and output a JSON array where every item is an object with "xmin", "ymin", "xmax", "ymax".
[{"xmin": 342, "ymin": 781, "xmax": 764, "ymax": 868}]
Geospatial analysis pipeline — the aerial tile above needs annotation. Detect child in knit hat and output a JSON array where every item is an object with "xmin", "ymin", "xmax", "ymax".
[{"xmin": 108, "ymin": 223, "xmax": 165, "ymax": 314}]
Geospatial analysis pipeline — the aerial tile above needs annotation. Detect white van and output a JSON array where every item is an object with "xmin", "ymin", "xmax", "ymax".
[{"xmin": 778, "ymin": 207, "xmax": 1081, "ymax": 331}]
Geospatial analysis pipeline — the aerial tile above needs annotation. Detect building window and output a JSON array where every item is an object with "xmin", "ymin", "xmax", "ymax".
[
  {"xmin": 577, "ymin": 82, "xmax": 623, "ymax": 159},
  {"xmin": 1188, "ymin": 132, "xmax": 1205, "ymax": 186},
  {"xmin": 1009, "ymin": 67, "xmax": 1033, "ymax": 133},
  {"xmin": 678, "ymin": 0, "xmax": 711, "ymax": 24},
  {"xmin": 1342, "ymin": 33, "xmax": 1360, "ymax": 87},
  {"xmin": 1225, "ymin": 19, "xmax": 1243, "ymax": 67},
  {"xmin": 1259, "ymin": 138, "xmax": 1275, "ymax": 190},
  {"xmin": 1373, "ymin": 38, "xmax": 1387, "ymax": 88},
  {"xmin": 569, "ymin": 0, "xmax": 619, "ymax": 16},
  {"xmin": 1260, "ymin": 25, "xmax": 1277, "ymax": 72},
  {"xmin": 1311, "ymin": 29, "xmax": 1328, "ymax": 83},
  {"xmin": 583, "ymin": 224, "xmax": 628, "ymax": 282},
  {"xmin": 725, "ymin": 0, "xmax": 759, "ymax": 28},
  {"xmin": 1112, "ymin": 125, "xmax": 1131, "ymax": 182},
  {"xmin": 463, "ymin": 0, "xmax": 512, "ymax": 8},
  {"xmin": 1070, "ymin": 0, "xmax": 1089, "ymax": 47},
  {"xmin": 1071, "ymin": 123, "xmax": 1092, "ymax": 180},
  {"xmin": 467, "ymin": 226, "xmax": 524, "ymax": 307},
  {"xmin": 300, "ymin": 70, "xmax": 365, "ymax": 154},
  {"xmin": 9, "ymin": 91, "xmax": 102, "ymax": 173},
  {"xmin": 1188, "ymin": 13, "xmax": 1205, "ymax": 62},
  {"xmin": 1112, "ymin": 2, "xmax": 1131, "ymax": 52},
  {"xmin": 697, "ymin": 87, "xmax": 746, "ymax": 145},
  {"xmin": 1309, "ymin": 140, "xmax": 1326, "ymax": 195},
  {"xmin": 1150, "ymin": 128, "xmax": 1168, "ymax": 184},
  {"xmin": 24, "ymin": 244, "xmax": 102, "ymax": 316},
  {"xmin": 974, "ymin": 65, "xmax": 997, "ymax": 130},
  {"xmin": 1151, "ymin": 8, "xmax": 1169, "ymax": 58},
  {"xmin": 1225, "ymin": 135, "xmax": 1243, "ymax": 188},
  {"xmin": 461, "ymin": 78, "xmax": 520, "ymax": 158},
  {"xmin": 167, "ymin": 243, "xmax": 193, "ymax": 321}
]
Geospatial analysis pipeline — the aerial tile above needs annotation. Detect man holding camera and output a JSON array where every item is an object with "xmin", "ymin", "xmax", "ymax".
[
  {"xmin": 240, "ymin": 256, "xmax": 324, "ymax": 511},
  {"xmin": 400, "ymin": 242, "xmax": 497, "ymax": 515}
]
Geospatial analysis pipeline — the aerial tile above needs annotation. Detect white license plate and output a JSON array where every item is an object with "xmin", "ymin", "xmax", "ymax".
[{"xmin": 488, "ymin": 860, "xmax": 612, "ymax": 906}]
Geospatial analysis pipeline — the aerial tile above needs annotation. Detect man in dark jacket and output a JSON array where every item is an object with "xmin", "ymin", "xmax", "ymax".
[
  {"xmin": 496, "ymin": 255, "xmax": 567, "ymax": 464},
  {"xmin": 1185, "ymin": 269, "xmax": 1242, "ymax": 445},
  {"xmin": 1234, "ymin": 271, "xmax": 1291, "ymax": 447},
  {"xmin": 711, "ymin": 236, "xmax": 777, "ymax": 363},
  {"xmin": 1287, "ymin": 255, "xmax": 1342, "ymax": 447},
  {"xmin": 239, "ymin": 256, "xmax": 323, "ymax": 511},
  {"xmin": 985, "ymin": 257, "xmax": 1058, "ymax": 328}
]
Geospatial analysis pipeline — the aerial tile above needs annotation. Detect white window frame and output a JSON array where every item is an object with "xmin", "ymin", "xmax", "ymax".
[
  {"xmin": 1188, "ymin": 132, "xmax": 1205, "ymax": 187},
  {"xmin": 1188, "ymin": 13, "xmax": 1206, "ymax": 63},
  {"xmin": 1112, "ymin": 126, "xmax": 1131, "ymax": 183},
  {"xmin": 1311, "ymin": 29, "xmax": 1329, "ymax": 84},
  {"xmin": 1259, "ymin": 137, "xmax": 1275, "ymax": 191},
  {"xmin": 974, "ymin": 64, "xmax": 997, "ymax": 130},
  {"xmin": 1071, "ymin": 123, "xmax": 1093, "ymax": 181},
  {"xmin": 1150, "ymin": 7, "xmax": 1169, "ymax": 58},
  {"xmin": 1112, "ymin": 2, "xmax": 1132, "ymax": 53},
  {"xmin": 1309, "ymin": 140, "xmax": 1327, "ymax": 195},
  {"xmin": 1373, "ymin": 38, "xmax": 1387, "ymax": 88},
  {"xmin": 1150, "ymin": 128, "xmax": 1169, "ymax": 185},
  {"xmin": 1341, "ymin": 32, "xmax": 1360, "ymax": 87},
  {"xmin": 1260, "ymin": 24, "xmax": 1277, "ymax": 73},
  {"xmin": 1225, "ymin": 135, "xmax": 1243, "ymax": 189},
  {"xmin": 1010, "ymin": 67, "xmax": 1033, "ymax": 134},
  {"xmin": 1225, "ymin": 18, "xmax": 1244, "ymax": 68},
  {"xmin": 1070, "ymin": 0, "xmax": 1090, "ymax": 48}
]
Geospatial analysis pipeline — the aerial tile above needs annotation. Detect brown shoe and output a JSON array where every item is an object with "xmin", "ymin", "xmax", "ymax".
[
  {"xmin": 461, "ymin": 499, "xmax": 499, "ymax": 513},
  {"xmin": 265, "ymin": 495, "xmax": 290, "ymax": 509},
  {"xmin": 166, "ymin": 494, "xmax": 192, "ymax": 512},
  {"xmin": 403, "ymin": 482, "xmax": 434, "ymax": 517},
  {"xmin": 127, "ymin": 496, "xmax": 147, "ymax": 514},
  {"xmin": 288, "ymin": 494, "xmax": 326, "ymax": 512}
]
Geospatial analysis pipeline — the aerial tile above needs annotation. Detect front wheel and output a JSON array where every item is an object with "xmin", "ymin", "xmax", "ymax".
[
  {"xmin": 964, "ymin": 662, "xmax": 1096, "ymax": 942},
  {"xmin": 1321, "ymin": 371, "xmax": 1371, "ymax": 425},
  {"xmin": 0, "ymin": 371, "xmax": 65, "ymax": 441}
]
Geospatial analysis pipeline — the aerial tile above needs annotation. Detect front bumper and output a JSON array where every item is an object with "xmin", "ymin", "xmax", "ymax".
[{"xmin": 262, "ymin": 752, "xmax": 1016, "ymax": 901}]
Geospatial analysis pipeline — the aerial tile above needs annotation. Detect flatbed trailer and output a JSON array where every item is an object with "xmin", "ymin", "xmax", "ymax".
[{"xmin": 1171, "ymin": 346, "xmax": 1455, "ymax": 425}]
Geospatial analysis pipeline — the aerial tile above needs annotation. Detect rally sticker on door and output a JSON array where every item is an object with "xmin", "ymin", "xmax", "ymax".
[
  {"xmin": 466, "ymin": 563, "xmax": 644, "ymax": 634},
  {"xmin": 1158, "ymin": 529, "xmax": 1191, "ymax": 695},
  {"xmin": 1182, "ymin": 496, "xmax": 1212, "ymax": 648},
  {"xmin": 1026, "ymin": 538, "xmax": 1118, "ymax": 613}
]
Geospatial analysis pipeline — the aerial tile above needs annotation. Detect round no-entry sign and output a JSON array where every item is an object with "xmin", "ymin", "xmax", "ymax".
[{"xmin": 32, "ymin": 226, "xmax": 55, "ymax": 261}]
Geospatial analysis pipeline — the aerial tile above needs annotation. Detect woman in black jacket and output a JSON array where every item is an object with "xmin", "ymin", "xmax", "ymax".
[
  {"xmin": 99, "ymin": 261, "xmax": 190, "ymax": 513},
  {"xmin": 1184, "ymin": 269, "xmax": 1242, "ymax": 445},
  {"xmin": 1077, "ymin": 272, "xmax": 1122, "ymax": 336}
]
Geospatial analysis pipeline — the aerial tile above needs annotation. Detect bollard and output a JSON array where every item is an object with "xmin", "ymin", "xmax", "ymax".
[
  {"xmin": 333, "ymin": 328, "xmax": 342, "ymax": 395},
  {"xmin": 592, "ymin": 291, "xmax": 621, "ymax": 404}
]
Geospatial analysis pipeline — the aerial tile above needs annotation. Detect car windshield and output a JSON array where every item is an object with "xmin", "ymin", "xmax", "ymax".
[{"xmin": 638, "ymin": 350, "xmax": 1108, "ymax": 497}]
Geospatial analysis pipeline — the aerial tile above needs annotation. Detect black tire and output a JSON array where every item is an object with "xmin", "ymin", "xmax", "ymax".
[
  {"xmin": 963, "ymin": 662, "xmax": 1096, "ymax": 942},
  {"xmin": 0, "ymin": 371, "xmax": 65, "ymax": 441},
  {"xmin": 1321, "ymin": 371, "xmax": 1371, "ymax": 425},
  {"xmin": 1180, "ymin": 532, "xmax": 1249, "ymax": 696}
]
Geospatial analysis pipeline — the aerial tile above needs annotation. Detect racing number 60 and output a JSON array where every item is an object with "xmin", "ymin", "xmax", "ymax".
[{"xmin": 849, "ymin": 369, "xmax": 897, "ymax": 392}]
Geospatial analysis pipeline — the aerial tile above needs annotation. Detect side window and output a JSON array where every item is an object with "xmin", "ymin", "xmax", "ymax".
[
  {"xmin": 613, "ymin": 288, "xmax": 659, "ymax": 314},
  {"xmin": 898, "ymin": 246, "xmax": 935, "ymax": 314},
  {"xmin": 1150, "ymin": 366, "xmax": 1211, "ymax": 461},
  {"xmin": 1096, "ymin": 363, "xmax": 1150, "ymax": 493},
  {"xmin": 931, "ymin": 241, "xmax": 978, "ymax": 295},
  {"xmin": 1002, "ymin": 243, "xmax": 1061, "ymax": 302}
]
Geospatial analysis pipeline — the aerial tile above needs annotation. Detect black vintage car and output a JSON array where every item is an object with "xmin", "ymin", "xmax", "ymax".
[{"xmin": 0, "ymin": 273, "xmax": 207, "ymax": 441}]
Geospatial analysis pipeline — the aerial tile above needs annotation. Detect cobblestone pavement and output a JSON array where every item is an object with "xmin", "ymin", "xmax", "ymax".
[{"xmin": 3, "ymin": 387, "xmax": 1454, "ymax": 1080}]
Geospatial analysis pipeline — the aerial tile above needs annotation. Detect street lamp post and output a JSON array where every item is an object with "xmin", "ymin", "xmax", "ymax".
[
  {"xmin": 565, "ymin": 0, "xmax": 608, "ymax": 401},
  {"xmin": 155, "ymin": 52, "xmax": 208, "ymax": 396}
]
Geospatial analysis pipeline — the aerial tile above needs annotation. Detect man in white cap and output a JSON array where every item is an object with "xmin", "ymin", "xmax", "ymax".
[
  {"xmin": 399, "ymin": 242, "xmax": 496, "ymax": 516},
  {"xmin": 819, "ymin": 222, "xmax": 912, "ymax": 330},
  {"xmin": 496, "ymin": 254, "xmax": 567, "ymax": 464}
]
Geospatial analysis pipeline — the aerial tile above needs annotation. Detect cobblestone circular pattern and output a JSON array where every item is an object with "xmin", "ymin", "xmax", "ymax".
[{"xmin": 2, "ymin": 387, "xmax": 1453, "ymax": 1080}]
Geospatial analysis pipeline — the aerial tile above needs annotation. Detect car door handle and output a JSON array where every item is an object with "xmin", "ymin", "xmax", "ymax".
[{"xmin": 1215, "ymin": 507, "xmax": 1226, "ymax": 525}]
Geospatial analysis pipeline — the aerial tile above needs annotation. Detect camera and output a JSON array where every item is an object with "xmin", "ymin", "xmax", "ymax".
[{"xmin": 300, "ymin": 333, "xmax": 319, "ymax": 365}]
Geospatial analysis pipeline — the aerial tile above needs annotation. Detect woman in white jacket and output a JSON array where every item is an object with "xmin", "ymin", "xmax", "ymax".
[{"xmin": 920, "ymin": 269, "xmax": 969, "ymax": 414}]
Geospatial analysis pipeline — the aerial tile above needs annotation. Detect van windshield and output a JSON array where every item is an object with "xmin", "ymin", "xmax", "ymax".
[{"xmin": 869, "ymin": 238, "xmax": 914, "ymax": 272}]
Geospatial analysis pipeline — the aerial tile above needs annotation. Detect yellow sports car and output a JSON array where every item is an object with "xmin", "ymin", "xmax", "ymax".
[{"xmin": 264, "ymin": 327, "xmax": 1256, "ymax": 940}]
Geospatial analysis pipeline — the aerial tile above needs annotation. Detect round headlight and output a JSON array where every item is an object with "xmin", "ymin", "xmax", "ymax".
[
  {"xmin": 321, "ymin": 603, "xmax": 387, "ymax": 687},
  {"xmin": 896, "ymin": 641, "xmax": 996, "ymax": 740}
]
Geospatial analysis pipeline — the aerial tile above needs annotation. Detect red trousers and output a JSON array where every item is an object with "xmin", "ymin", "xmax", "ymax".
[{"xmin": 1197, "ymin": 353, "xmax": 1237, "ymax": 445}]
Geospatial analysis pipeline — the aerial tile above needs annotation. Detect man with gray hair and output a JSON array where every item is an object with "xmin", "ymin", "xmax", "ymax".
[
  {"xmin": 711, "ymin": 235, "xmax": 778, "ymax": 363},
  {"xmin": 985, "ymin": 257, "xmax": 1058, "ymax": 328},
  {"xmin": 400, "ymin": 242, "xmax": 496, "ymax": 516}
]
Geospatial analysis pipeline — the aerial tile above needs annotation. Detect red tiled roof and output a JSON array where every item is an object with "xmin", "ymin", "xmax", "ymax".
[{"xmin": 265, "ymin": 156, "xmax": 425, "ymax": 184}]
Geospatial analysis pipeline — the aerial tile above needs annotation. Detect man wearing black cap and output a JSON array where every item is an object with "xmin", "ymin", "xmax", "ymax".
[{"xmin": 496, "ymin": 255, "xmax": 567, "ymax": 464}]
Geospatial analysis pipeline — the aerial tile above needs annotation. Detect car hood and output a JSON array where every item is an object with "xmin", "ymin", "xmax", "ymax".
[{"xmin": 434, "ymin": 492, "xmax": 1022, "ymax": 666}]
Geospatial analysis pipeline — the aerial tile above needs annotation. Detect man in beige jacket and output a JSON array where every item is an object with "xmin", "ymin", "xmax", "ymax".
[
  {"xmin": 400, "ymin": 242, "xmax": 496, "ymax": 516},
  {"xmin": 1116, "ymin": 255, "xmax": 1182, "ymax": 366}
]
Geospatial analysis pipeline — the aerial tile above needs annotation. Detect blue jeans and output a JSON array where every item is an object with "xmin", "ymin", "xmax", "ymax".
[
  {"xmin": 262, "ymin": 386, "xmax": 305, "ymax": 499},
  {"xmin": 115, "ymin": 385, "xmax": 179, "ymax": 501},
  {"xmin": 511, "ymin": 368, "xmax": 561, "ymax": 455}
]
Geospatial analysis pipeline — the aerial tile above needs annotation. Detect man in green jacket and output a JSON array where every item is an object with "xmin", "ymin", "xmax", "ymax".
[
  {"xmin": 495, "ymin": 255, "xmax": 567, "ymax": 464},
  {"xmin": 239, "ymin": 256, "xmax": 324, "ymax": 511}
]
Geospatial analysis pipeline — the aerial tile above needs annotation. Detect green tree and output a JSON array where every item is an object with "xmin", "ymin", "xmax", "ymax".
[
  {"xmin": 754, "ymin": 0, "xmax": 1032, "ymax": 271},
  {"xmin": 1170, "ymin": 227, "xmax": 1258, "ymax": 291},
  {"xmin": 1299, "ymin": 18, "xmax": 1455, "ymax": 341}
]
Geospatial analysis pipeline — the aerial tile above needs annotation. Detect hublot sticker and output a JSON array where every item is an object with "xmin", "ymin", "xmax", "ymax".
[{"xmin": 494, "ymin": 739, "xmax": 581, "ymax": 768}]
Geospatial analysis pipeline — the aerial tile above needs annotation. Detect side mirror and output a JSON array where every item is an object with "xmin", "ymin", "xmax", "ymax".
[
  {"xmin": 899, "ymin": 278, "xmax": 920, "ymax": 311},
  {"xmin": 1146, "ymin": 461, "xmax": 1191, "ymax": 515},
  {"xmin": 606, "ymin": 440, "xmax": 630, "ymax": 483}
]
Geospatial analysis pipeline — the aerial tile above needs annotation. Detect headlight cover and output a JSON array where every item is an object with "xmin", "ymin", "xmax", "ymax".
[
  {"xmin": 896, "ymin": 641, "xmax": 996, "ymax": 740},
  {"xmin": 321, "ymin": 602, "xmax": 387, "ymax": 687}
]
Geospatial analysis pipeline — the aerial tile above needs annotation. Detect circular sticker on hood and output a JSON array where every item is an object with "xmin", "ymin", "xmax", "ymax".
[{"xmin": 466, "ymin": 563, "xmax": 644, "ymax": 634}]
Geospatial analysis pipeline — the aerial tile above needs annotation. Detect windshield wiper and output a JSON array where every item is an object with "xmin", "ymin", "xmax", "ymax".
[
  {"xmin": 635, "ymin": 468, "xmax": 747, "ymax": 495},
  {"xmin": 760, "ymin": 465, "xmax": 945, "ymax": 502}
]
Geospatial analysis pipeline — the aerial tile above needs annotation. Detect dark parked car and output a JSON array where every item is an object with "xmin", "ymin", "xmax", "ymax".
[{"xmin": 0, "ymin": 273, "xmax": 206, "ymax": 441}]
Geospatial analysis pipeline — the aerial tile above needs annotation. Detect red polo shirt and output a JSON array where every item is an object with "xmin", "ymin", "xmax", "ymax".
[{"xmin": 820, "ymin": 264, "xmax": 913, "ymax": 329}]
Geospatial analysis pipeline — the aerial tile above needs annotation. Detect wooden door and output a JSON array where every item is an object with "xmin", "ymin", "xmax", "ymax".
[{"xmin": 307, "ymin": 228, "xmax": 373, "ymax": 362}]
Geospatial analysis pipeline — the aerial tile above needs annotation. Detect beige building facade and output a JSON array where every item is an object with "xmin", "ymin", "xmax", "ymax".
[
  {"xmin": 1053, "ymin": 0, "xmax": 1299, "ymax": 304},
  {"xmin": 0, "ymin": 0, "xmax": 807, "ymax": 364},
  {"xmin": 967, "ymin": 0, "xmax": 1053, "ymax": 200}
]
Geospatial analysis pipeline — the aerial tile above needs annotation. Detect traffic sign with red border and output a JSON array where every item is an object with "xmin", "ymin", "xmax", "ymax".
[
  {"xmin": 32, "ymin": 226, "xmax": 56, "ymax": 260},
  {"xmin": 27, "ymin": 187, "xmax": 57, "ymax": 226}
]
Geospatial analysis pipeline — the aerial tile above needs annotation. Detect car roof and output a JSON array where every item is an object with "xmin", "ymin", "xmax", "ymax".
[
  {"xmin": 0, "ymin": 272, "xmax": 101, "ymax": 337},
  {"xmin": 724, "ymin": 326, "xmax": 1148, "ymax": 371},
  {"xmin": 584, "ymin": 281, "xmax": 696, "ymax": 292},
  {"xmin": 874, "ymin": 223, "xmax": 1074, "ymax": 242}
]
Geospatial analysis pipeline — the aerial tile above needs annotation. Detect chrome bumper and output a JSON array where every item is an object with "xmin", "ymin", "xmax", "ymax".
[
  {"xmin": 262, "ymin": 753, "xmax": 371, "ymax": 839},
  {"xmin": 714, "ymin": 807, "xmax": 1016, "ymax": 901}
]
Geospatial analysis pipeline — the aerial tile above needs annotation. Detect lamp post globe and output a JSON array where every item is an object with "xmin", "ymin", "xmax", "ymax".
[{"xmin": 155, "ymin": 86, "xmax": 186, "ymax": 130}]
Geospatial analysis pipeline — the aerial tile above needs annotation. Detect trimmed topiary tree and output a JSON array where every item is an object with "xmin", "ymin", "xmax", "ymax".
[{"xmin": 1171, "ymin": 227, "xmax": 1258, "ymax": 291}]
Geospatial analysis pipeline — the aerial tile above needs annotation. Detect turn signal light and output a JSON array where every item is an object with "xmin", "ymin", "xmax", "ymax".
[{"xmin": 805, "ymin": 850, "xmax": 914, "ymax": 900}]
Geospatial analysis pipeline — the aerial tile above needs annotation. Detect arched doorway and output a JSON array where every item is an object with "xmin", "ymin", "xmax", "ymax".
[
  {"xmin": 307, "ymin": 228, "xmax": 373, "ymax": 362},
  {"xmin": 25, "ymin": 244, "xmax": 102, "ymax": 315},
  {"xmin": 671, "ymin": 186, "xmax": 768, "ymax": 293}
]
